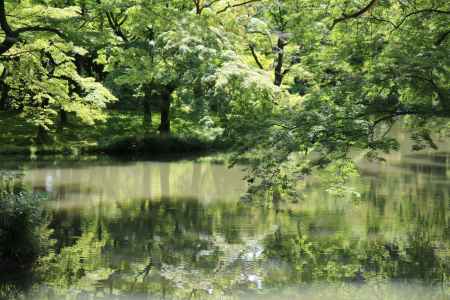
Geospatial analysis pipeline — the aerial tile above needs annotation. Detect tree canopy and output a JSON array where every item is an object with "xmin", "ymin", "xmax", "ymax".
[{"xmin": 1, "ymin": 0, "xmax": 449, "ymax": 195}]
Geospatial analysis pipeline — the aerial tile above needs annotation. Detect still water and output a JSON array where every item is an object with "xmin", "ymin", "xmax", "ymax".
[{"xmin": 0, "ymin": 141, "xmax": 449, "ymax": 299}]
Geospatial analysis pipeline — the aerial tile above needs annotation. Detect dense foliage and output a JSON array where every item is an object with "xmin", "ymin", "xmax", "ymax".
[
  {"xmin": 1, "ymin": 0, "xmax": 449, "ymax": 194},
  {"xmin": 0, "ymin": 172, "xmax": 51, "ymax": 268},
  {"xmin": 1, "ymin": 2, "xmax": 449, "ymax": 298}
]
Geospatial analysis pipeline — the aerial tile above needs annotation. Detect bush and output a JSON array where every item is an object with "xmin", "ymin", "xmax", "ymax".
[
  {"xmin": 101, "ymin": 134, "xmax": 221, "ymax": 156},
  {"xmin": 0, "ymin": 191, "xmax": 51, "ymax": 270}
]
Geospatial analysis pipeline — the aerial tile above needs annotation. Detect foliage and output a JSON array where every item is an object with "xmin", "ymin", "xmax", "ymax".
[
  {"xmin": 214, "ymin": 0, "xmax": 450, "ymax": 199},
  {"xmin": 0, "ymin": 185, "xmax": 51, "ymax": 269},
  {"xmin": 0, "ymin": 0, "xmax": 449, "ymax": 194},
  {"xmin": 101, "ymin": 134, "xmax": 220, "ymax": 155},
  {"xmin": 264, "ymin": 226, "xmax": 449, "ymax": 285},
  {"xmin": 0, "ymin": 1, "xmax": 116, "ymax": 140}
]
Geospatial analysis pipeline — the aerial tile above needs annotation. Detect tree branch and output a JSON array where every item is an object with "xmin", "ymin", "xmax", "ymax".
[
  {"xmin": 105, "ymin": 11, "xmax": 129, "ymax": 42},
  {"xmin": 15, "ymin": 26, "xmax": 65, "ymax": 38},
  {"xmin": 217, "ymin": 0, "xmax": 262, "ymax": 14},
  {"xmin": 204, "ymin": 0, "xmax": 221, "ymax": 8},
  {"xmin": 435, "ymin": 29, "xmax": 450, "ymax": 46},
  {"xmin": 192, "ymin": 0, "xmax": 202, "ymax": 15},
  {"xmin": 367, "ymin": 15, "xmax": 396, "ymax": 28},
  {"xmin": 0, "ymin": 0, "xmax": 65, "ymax": 55},
  {"xmin": 394, "ymin": 9, "xmax": 450, "ymax": 30},
  {"xmin": 0, "ymin": 0, "xmax": 12, "ymax": 35},
  {"xmin": 248, "ymin": 43, "xmax": 264, "ymax": 70},
  {"xmin": 371, "ymin": 109, "xmax": 450, "ymax": 130},
  {"xmin": 330, "ymin": 0, "xmax": 379, "ymax": 30}
]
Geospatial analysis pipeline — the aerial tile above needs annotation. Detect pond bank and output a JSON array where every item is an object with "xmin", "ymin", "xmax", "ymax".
[
  {"xmin": 0, "ymin": 110, "xmax": 229, "ymax": 157},
  {"xmin": 0, "ymin": 134, "xmax": 227, "ymax": 157}
]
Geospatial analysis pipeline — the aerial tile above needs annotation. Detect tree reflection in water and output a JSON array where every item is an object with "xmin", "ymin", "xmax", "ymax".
[{"xmin": 0, "ymin": 155, "xmax": 448, "ymax": 299}]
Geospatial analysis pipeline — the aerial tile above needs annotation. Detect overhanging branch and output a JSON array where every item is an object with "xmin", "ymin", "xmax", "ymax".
[
  {"xmin": 394, "ymin": 9, "xmax": 450, "ymax": 29},
  {"xmin": 248, "ymin": 43, "xmax": 264, "ymax": 70},
  {"xmin": 15, "ymin": 26, "xmax": 65, "ymax": 38},
  {"xmin": 217, "ymin": 0, "xmax": 262, "ymax": 14},
  {"xmin": 330, "ymin": 0, "xmax": 379, "ymax": 30},
  {"xmin": 435, "ymin": 29, "xmax": 450, "ymax": 45},
  {"xmin": 0, "ymin": 0, "xmax": 65, "ymax": 55}
]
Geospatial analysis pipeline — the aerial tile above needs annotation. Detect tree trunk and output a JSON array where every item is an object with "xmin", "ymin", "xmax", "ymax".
[
  {"xmin": 0, "ymin": 83, "xmax": 8, "ymax": 111},
  {"xmin": 158, "ymin": 85, "xmax": 175, "ymax": 136},
  {"xmin": 143, "ymin": 97, "xmax": 152, "ymax": 132},
  {"xmin": 58, "ymin": 109, "xmax": 68, "ymax": 131},
  {"xmin": 272, "ymin": 186, "xmax": 282, "ymax": 213},
  {"xmin": 159, "ymin": 92, "xmax": 171, "ymax": 135},
  {"xmin": 36, "ymin": 125, "xmax": 50, "ymax": 145},
  {"xmin": 0, "ymin": 66, "xmax": 8, "ymax": 110},
  {"xmin": 274, "ymin": 38, "xmax": 287, "ymax": 87}
]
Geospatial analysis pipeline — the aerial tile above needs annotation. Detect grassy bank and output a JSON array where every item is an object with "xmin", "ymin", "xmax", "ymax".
[{"xmin": 0, "ymin": 111, "xmax": 226, "ymax": 157}]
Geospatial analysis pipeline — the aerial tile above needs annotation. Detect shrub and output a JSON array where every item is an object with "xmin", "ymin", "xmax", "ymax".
[{"xmin": 0, "ymin": 191, "xmax": 51, "ymax": 270}]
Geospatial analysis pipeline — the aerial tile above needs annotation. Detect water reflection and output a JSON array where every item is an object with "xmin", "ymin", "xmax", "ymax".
[
  {"xmin": 21, "ymin": 161, "xmax": 247, "ymax": 207},
  {"xmin": 0, "ymin": 152, "xmax": 448, "ymax": 299}
]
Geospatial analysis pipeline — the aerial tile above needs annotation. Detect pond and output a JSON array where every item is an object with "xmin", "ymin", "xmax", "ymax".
[{"xmin": 0, "ymin": 134, "xmax": 449, "ymax": 299}]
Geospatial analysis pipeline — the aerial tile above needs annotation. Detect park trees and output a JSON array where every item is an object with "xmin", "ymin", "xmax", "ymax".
[
  {"xmin": 0, "ymin": 0, "xmax": 448, "ymax": 198},
  {"xmin": 102, "ymin": 1, "xmax": 234, "ymax": 135},
  {"xmin": 211, "ymin": 0, "xmax": 450, "ymax": 200},
  {"xmin": 0, "ymin": 0, "xmax": 116, "ymax": 142}
]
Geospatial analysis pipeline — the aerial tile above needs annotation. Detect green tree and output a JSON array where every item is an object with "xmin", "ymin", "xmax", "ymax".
[{"xmin": 0, "ymin": 1, "xmax": 116, "ymax": 142}]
